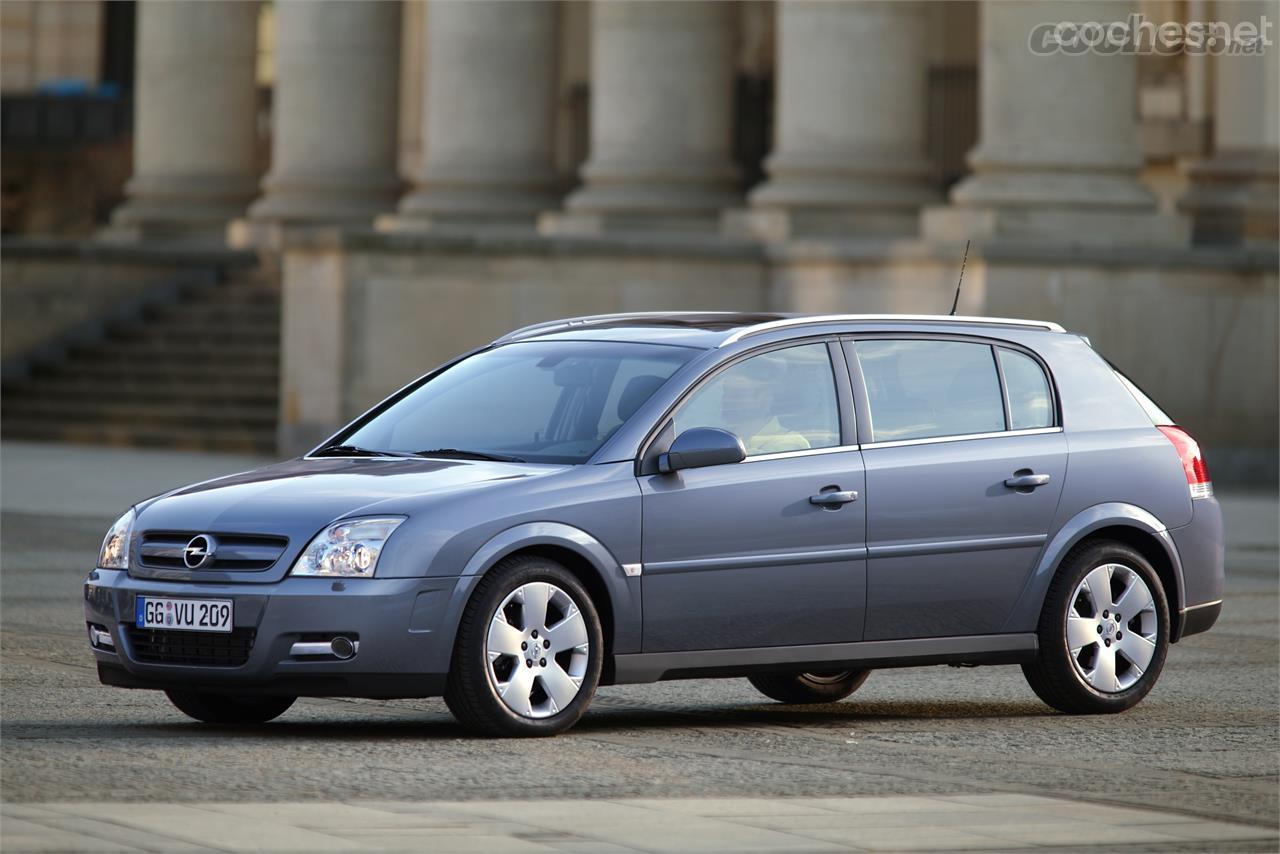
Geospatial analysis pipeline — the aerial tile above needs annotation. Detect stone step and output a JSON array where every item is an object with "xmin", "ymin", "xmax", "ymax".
[
  {"xmin": 68, "ymin": 343, "xmax": 279, "ymax": 365},
  {"xmin": 179, "ymin": 284, "xmax": 281, "ymax": 304},
  {"xmin": 29, "ymin": 364, "xmax": 280, "ymax": 386},
  {"xmin": 3, "ymin": 379, "xmax": 278, "ymax": 406},
  {"xmin": 101, "ymin": 325, "xmax": 284, "ymax": 347},
  {"xmin": 2, "ymin": 397, "xmax": 277, "ymax": 428},
  {"xmin": 0, "ymin": 419, "xmax": 277, "ymax": 454},
  {"xmin": 2, "ymin": 264, "xmax": 282, "ymax": 453},
  {"xmin": 140, "ymin": 305, "xmax": 281, "ymax": 325}
]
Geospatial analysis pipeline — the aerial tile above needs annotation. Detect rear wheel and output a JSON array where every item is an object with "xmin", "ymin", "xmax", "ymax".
[
  {"xmin": 164, "ymin": 690, "xmax": 295, "ymax": 725},
  {"xmin": 445, "ymin": 555, "xmax": 603, "ymax": 737},
  {"xmin": 748, "ymin": 669, "xmax": 871, "ymax": 704},
  {"xmin": 1022, "ymin": 540, "xmax": 1169, "ymax": 714}
]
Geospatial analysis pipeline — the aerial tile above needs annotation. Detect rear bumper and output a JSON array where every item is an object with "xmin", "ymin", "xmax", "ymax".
[
  {"xmin": 84, "ymin": 569, "xmax": 476, "ymax": 697},
  {"xmin": 1168, "ymin": 495, "xmax": 1225, "ymax": 641},
  {"xmin": 1177, "ymin": 599, "xmax": 1222, "ymax": 640}
]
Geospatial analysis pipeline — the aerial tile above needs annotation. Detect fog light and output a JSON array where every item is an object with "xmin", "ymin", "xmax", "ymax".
[{"xmin": 88, "ymin": 624, "xmax": 114, "ymax": 650}]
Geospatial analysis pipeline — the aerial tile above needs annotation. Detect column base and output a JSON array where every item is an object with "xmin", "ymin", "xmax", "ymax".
[
  {"xmin": 741, "ymin": 155, "xmax": 940, "ymax": 239},
  {"xmin": 1178, "ymin": 150, "xmax": 1279, "ymax": 247},
  {"xmin": 381, "ymin": 184, "xmax": 559, "ymax": 232},
  {"xmin": 722, "ymin": 207, "xmax": 925, "ymax": 241},
  {"xmin": 921, "ymin": 205, "xmax": 1188, "ymax": 248},
  {"xmin": 107, "ymin": 175, "xmax": 257, "ymax": 243},
  {"xmin": 100, "ymin": 213, "xmax": 241, "ymax": 245},
  {"xmin": 244, "ymin": 171, "xmax": 402, "ymax": 234},
  {"xmin": 559, "ymin": 155, "xmax": 741, "ymax": 233},
  {"xmin": 539, "ymin": 209, "xmax": 727, "ymax": 237},
  {"xmin": 246, "ymin": 194, "xmax": 397, "ymax": 227}
]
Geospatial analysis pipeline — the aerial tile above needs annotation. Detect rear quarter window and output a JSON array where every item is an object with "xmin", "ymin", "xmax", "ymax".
[
  {"xmin": 998, "ymin": 348, "xmax": 1054, "ymax": 429},
  {"xmin": 1112, "ymin": 369, "xmax": 1173, "ymax": 425}
]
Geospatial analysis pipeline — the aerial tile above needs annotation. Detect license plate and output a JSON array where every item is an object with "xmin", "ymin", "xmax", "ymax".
[{"xmin": 135, "ymin": 597, "xmax": 233, "ymax": 633}]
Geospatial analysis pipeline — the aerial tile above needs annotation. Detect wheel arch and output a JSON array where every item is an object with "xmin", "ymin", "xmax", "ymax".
[
  {"xmin": 1004, "ymin": 503, "xmax": 1186, "ymax": 640},
  {"xmin": 455, "ymin": 522, "xmax": 641, "ymax": 678}
]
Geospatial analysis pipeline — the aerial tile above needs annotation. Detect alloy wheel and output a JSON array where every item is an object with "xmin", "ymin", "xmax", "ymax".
[
  {"xmin": 485, "ymin": 582, "xmax": 590, "ymax": 719},
  {"xmin": 1066, "ymin": 563, "xmax": 1158, "ymax": 693}
]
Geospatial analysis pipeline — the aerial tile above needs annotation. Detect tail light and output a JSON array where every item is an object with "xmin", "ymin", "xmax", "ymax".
[{"xmin": 1157, "ymin": 425, "xmax": 1212, "ymax": 499}]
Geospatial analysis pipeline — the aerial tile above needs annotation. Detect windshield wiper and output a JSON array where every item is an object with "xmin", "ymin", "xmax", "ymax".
[
  {"xmin": 312, "ymin": 444, "xmax": 422, "ymax": 459},
  {"xmin": 414, "ymin": 448, "xmax": 527, "ymax": 463}
]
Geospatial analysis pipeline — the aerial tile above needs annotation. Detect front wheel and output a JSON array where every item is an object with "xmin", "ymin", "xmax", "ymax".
[
  {"xmin": 445, "ymin": 555, "xmax": 603, "ymax": 737},
  {"xmin": 1022, "ymin": 540, "xmax": 1169, "ymax": 714},
  {"xmin": 164, "ymin": 690, "xmax": 295, "ymax": 724},
  {"xmin": 748, "ymin": 669, "xmax": 871, "ymax": 704}
]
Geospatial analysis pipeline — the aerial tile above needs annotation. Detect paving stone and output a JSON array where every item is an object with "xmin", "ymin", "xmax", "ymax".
[
  {"xmin": 35, "ymin": 803, "xmax": 374, "ymax": 852},
  {"xmin": 0, "ymin": 816, "xmax": 141, "ymax": 853},
  {"xmin": 26, "ymin": 816, "xmax": 219, "ymax": 852}
]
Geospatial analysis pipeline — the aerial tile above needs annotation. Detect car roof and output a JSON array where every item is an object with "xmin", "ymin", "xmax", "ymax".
[{"xmin": 492, "ymin": 312, "xmax": 1066, "ymax": 349}]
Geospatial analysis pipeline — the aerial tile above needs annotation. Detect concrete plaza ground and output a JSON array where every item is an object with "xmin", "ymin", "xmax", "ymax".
[{"xmin": 1, "ymin": 440, "xmax": 1277, "ymax": 852}]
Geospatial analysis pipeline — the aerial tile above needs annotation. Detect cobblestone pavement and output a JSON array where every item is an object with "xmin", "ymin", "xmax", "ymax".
[{"xmin": 2, "ymin": 441, "xmax": 1277, "ymax": 852}]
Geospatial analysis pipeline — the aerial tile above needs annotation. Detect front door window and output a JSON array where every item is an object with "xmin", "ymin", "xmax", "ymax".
[{"xmin": 672, "ymin": 343, "xmax": 840, "ymax": 455}]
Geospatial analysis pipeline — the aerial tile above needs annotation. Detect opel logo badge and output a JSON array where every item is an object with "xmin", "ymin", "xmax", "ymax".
[{"xmin": 183, "ymin": 534, "xmax": 217, "ymax": 570}]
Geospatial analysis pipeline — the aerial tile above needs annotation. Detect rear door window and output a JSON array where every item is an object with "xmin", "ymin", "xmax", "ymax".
[{"xmin": 855, "ymin": 339, "xmax": 1005, "ymax": 442}]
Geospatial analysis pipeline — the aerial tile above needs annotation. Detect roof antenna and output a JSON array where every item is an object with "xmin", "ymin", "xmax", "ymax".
[{"xmin": 948, "ymin": 240, "xmax": 970, "ymax": 316}]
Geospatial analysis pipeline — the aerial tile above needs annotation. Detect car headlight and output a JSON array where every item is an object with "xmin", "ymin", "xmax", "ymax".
[
  {"xmin": 98, "ymin": 508, "xmax": 135, "ymax": 570},
  {"xmin": 290, "ymin": 517, "xmax": 405, "ymax": 578}
]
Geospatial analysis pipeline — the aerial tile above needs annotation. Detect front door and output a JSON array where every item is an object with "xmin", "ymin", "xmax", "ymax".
[
  {"xmin": 639, "ymin": 341, "xmax": 867, "ymax": 652},
  {"xmin": 849, "ymin": 337, "xmax": 1068, "ymax": 640}
]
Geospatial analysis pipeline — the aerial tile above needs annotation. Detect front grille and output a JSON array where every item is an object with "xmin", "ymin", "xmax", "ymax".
[
  {"xmin": 137, "ymin": 531, "xmax": 288, "ymax": 571},
  {"xmin": 125, "ymin": 626, "xmax": 256, "ymax": 667}
]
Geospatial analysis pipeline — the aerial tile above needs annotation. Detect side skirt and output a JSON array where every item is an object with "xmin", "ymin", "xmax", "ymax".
[{"xmin": 611, "ymin": 633, "xmax": 1038, "ymax": 684}]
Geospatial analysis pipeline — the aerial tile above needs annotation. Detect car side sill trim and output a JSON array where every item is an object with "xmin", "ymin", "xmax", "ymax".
[
  {"xmin": 867, "ymin": 534, "xmax": 1046, "ymax": 559},
  {"xmin": 645, "ymin": 546, "xmax": 869, "ymax": 575},
  {"xmin": 612, "ymin": 633, "xmax": 1038, "ymax": 684}
]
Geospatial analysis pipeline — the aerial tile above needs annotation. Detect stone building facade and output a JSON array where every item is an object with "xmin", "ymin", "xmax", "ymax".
[{"xmin": 2, "ymin": 0, "xmax": 1277, "ymax": 481}]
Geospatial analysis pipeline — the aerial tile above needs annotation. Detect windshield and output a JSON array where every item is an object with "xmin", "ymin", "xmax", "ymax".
[{"xmin": 339, "ymin": 341, "xmax": 697, "ymax": 464}]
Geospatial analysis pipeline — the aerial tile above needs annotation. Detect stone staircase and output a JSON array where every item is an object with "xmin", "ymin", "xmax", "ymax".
[{"xmin": 2, "ymin": 270, "xmax": 280, "ymax": 454}]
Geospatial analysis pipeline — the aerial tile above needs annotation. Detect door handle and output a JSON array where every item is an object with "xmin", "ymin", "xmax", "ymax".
[
  {"xmin": 1005, "ymin": 472, "xmax": 1051, "ymax": 489},
  {"xmin": 809, "ymin": 490, "xmax": 859, "ymax": 507}
]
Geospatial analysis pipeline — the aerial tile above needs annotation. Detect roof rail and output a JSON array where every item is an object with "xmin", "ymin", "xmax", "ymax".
[
  {"xmin": 492, "ymin": 311, "xmax": 748, "ymax": 345},
  {"xmin": 718, "ymin": 314, "xmax": 1065, "ymax": 347}
]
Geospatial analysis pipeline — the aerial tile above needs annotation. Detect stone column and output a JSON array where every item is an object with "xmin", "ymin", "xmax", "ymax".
[
  {"xmin": 109, "ymin": 1, "xmax": 259, "ymax": 240},
  {"xmin": 1179, "ymin": 0, "xmax": 1279, "ymax": 246},
  {"xmin": 548, "ymin": 0, "xmax": 739, "ymax": 233},
  {"xmin": 384, "ymin": 0, "xmax": 559, "ymax": 230},
  {"xmin": 743, "ymin": 1, "xmax": 940, "ymax": 238},
  {"xmin": 923, "ymin": 0, "xmax": 1184, "ymax": 246},
  {"xmin": 244, "ymin": 0, "xmax": 400, "ymax": 231}
]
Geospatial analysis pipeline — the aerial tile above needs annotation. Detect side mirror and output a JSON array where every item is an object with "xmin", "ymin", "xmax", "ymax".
[{"xmin": 658, "ymin": 427, "xmax": 747, "ymax": 473}]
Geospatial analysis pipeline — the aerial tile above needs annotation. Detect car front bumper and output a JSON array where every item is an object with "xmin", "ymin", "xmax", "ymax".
[{"xmin": 84, "ymin": 570, "xmax": 476, "ymax": 698}]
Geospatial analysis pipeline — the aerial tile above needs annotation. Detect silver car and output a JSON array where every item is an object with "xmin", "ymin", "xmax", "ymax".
[{"xmin": 85, "ymin": 313, "xmax": 1223, "ymax": 736}]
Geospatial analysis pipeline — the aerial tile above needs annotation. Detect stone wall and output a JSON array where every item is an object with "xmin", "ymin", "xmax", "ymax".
[
  {"xmin": 278, "ymin": 230, "xmax": 1278, "ymax": 484},
  {"xmin": 277, "ymin": 230, "xmax": 769, "ymax": 451}
]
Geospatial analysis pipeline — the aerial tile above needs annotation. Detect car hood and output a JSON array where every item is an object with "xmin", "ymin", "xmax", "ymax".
[{"xmin": 135, "ymin": 456, "xmax": 566, "ymax": 540}]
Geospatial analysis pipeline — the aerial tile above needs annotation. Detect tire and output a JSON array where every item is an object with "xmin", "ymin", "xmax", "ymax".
[
  {"xmin": 164, "ymin": 690, "xmax": 295, "ymax": 725},
  {"xmin": 748, "ymin": 669, "xmax": 871, "ymax": 704},
  {"xmin": 1022, "ymin": 540, "xmax": 1170, "ymax": 714},
  {"xmin": 445, "ymin": 555, "xmax": 603, "ymax": 737}
]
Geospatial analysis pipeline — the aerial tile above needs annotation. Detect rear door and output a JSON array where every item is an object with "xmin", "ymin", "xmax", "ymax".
[
  {"xmin": 847, "ymin": 336, "xmax": 1067, "ymax": 640},
  {"xmin": 638, "ymin": 340, "xmax": 868, "ymax": 652}
]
